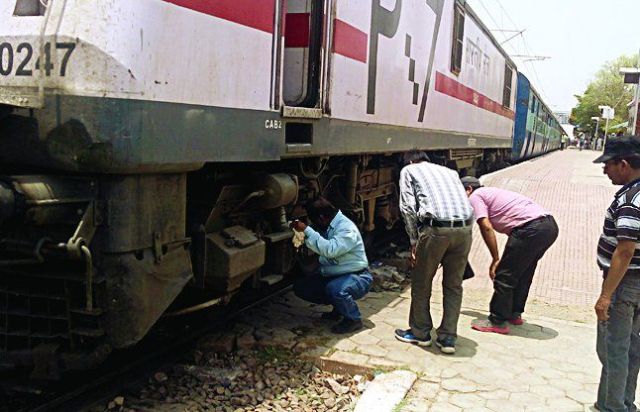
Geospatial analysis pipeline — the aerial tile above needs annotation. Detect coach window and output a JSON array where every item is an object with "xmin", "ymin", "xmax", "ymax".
[
  {"xmin": 13, "ymin": 0, "xmax": 46, "ymax": 16},
  {"xmin": 502, "ymin": 64, "xmax": 513, "ymax": 108},
  {"xmin": 530, "ymin": 97, "xmax": 535, "ymax": 113},
  {"xmin": 450, "ymin": 5, "xmax": 465, "ymax": 74}
]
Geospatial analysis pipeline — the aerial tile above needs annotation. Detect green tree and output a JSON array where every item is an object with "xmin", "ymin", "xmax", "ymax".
[{"xmin": 571, "ymin": 54, "xmax": 638, "ymax": 135}]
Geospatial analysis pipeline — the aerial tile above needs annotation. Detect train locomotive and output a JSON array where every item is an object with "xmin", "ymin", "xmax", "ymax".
[{"xmin": 0, "ymin": 0, "xmax": 565, "ymax": 377}]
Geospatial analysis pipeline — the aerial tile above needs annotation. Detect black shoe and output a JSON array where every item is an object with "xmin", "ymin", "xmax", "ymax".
[
  {"xmin": 321, "ymin": 310, "xmax": 342, "ymax": 321},
  {"xmin": 435, "ymin": 336, "xmax": 456, "ymax": 354},
  {"xmin": 331, "ymin": 319, "xmax": 363, "ymax": 334}
]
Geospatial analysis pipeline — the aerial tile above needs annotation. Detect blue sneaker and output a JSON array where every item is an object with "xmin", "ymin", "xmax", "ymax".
[
  {"xmin": 435, "ymin": 336, "xmax": 456, "ymax": 354},
  {"xmin": 394, "ymin": 329, "xmax": 432, "ymax": 347}
]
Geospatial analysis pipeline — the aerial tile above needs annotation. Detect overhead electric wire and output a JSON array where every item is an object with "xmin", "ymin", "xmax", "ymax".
[
  {"xmin": 490, "ymin": 0, "xmax": 553, "ymax": 106},
  {"xmin": 471, "ymin": 0, "xmax": 554, "ymax": 107}
]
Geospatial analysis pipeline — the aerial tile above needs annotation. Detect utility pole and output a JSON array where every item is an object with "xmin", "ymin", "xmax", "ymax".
[
  {"xmin": 619, "ymin": 49, "xmax": 640, "ymax": 135},
  {"xmin": 599, "ymin": 106, "xmax": 614, "ymax": 149},
  {"xmin": 635, "ymin": 49, "xmax": 640, "ymax": 135}
]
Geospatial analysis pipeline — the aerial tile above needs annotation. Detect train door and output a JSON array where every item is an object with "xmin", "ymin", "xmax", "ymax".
[
  {"xmin": 530, "ymin": 99, "xmax": 539, "ymax": 156},
  {"xmin": 523, "ymin": 95, "xmax": 535, "ymax": 157},
  {"xmin": 282, "ymin": 0, "xmax": 325, "ymax": 109}
]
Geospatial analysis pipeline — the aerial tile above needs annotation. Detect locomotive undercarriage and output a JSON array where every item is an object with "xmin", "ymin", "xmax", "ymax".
[
  {"xmin": 0, "ymin": 142, "xmax": 508, "ymax": 379},
  {"xmin": 0, "ymin": 174, "xmax": 193, "ymax": 379}
]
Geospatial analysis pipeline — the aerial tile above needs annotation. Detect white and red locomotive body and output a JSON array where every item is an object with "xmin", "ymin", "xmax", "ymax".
[{"xmin": 0, "ymin": 0, "xmax": 534, "ymax": 375}]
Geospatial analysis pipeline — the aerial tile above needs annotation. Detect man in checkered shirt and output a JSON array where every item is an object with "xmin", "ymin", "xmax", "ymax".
[
  {"xmin": 394, "ymin": 151, "xmax": 473, "ymax": 354},
  {"xmin": 593, "ymin": 136, "xmax": 640, "ymax": 412}
]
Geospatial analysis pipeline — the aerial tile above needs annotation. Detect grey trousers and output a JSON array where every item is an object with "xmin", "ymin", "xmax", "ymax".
[
  {"xmin": 409, "ymin": 225, "xmax": 472, "ymax": 340},
  {"xmin": 596, "ymin": 276, "xmax": 640, "ymax": 412}
]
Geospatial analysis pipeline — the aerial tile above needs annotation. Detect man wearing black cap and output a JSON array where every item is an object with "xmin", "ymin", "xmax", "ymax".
[
  {"xmin": 593, "ymin": 136, "xmax": 640, "ymax": 412},
  {"xmin": 460, "ymin": 176, "xmax": 558, "ymax": 334}
]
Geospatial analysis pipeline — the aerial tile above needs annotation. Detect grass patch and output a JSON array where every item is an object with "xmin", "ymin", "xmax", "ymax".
[
  {"xmin": 392, "ymin": 398, "xmax": 409, "ymax": 412},
  {"xmin": 256, "ymin": 346, "xmax": 294, "ymax": 364}
]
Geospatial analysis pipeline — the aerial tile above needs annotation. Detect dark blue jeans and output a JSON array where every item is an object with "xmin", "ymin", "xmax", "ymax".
[
  {"xmin": 293, "ymin": 271, "xmax": 373, "ymax": 321},
  {"xmin": 597, "ymin": 276, "xmax": 640, "ymax": 412}
]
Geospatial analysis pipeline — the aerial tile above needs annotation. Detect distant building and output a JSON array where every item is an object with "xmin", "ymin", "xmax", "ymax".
[
  {"xmin": 554, "ymin": 111, "xmax": 574, "ymax": 140},
  {"xmin": 554, "ymin": 111, "xmax": 570, "ymax": 125}
]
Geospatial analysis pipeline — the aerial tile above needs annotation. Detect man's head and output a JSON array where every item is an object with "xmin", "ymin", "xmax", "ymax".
[
  {"xmin": 402, "ymin": 150, "xmax": 430, "ymax": 166},
  {"xmin": 305, "ymin": 196, "xmax": 338, "ymax": 231},
  {"xmin": 593, "ymin": 136, "xmax": 640, "ymax": 185},
  {"xmin": 460, "ymin": 176, "xmax": 483, "ymax": 196}
]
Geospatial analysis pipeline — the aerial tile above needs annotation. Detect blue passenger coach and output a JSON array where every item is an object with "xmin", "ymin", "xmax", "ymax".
[{"xmin": 513, "ymin": 73, "xmax": 564, "ymax": 161}]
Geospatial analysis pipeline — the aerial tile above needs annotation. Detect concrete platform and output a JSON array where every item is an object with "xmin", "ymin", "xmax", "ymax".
[{"xmin": 236, "ymin": 149, "xmax": 623, "ymax": 411}]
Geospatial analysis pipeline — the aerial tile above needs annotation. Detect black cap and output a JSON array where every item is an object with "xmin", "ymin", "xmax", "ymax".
[
  {"xmin": 460, "ymin": 176, "xmax": 482, "ymax": 189},
  {"xmin": 593, "ymin": 136, "xmax": 640, "ymax": 163}
]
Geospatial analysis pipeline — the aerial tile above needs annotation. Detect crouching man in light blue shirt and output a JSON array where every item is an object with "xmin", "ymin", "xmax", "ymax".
[{"xmin": 291, "ymin": 196, "xmax": 372, "ymax": 334}]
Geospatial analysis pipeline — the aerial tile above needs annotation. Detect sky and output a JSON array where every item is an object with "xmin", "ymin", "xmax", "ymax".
[{"xmin": 466, "ymin": 0, "xmax": 640, "ymax": 113}]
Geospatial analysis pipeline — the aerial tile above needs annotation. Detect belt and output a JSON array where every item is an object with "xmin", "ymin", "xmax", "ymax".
[
  {"xmin": 519, "ymin": 215, "xmax": 552, "ymax": 228},
  {"xmin": 421, "ymin": 217, "xmax": 474, "ymax": 228}
]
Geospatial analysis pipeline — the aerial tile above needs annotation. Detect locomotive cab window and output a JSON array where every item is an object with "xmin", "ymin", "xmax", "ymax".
[
  {"xmin": 502, "ymin": 65, "xmax": 513, "ymax": 108},
  {"xmin": 450, "ymin": 5, "xmax": 465, "ymax": 75},
  {"xmin": 13, "ymin": 0, "xmax": 46, "ymax": 16}
]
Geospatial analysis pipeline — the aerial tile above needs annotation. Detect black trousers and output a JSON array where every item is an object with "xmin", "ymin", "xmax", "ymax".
[{"xmin": 489, "ymin": 215, "xmax": 559, "ymax": 325}]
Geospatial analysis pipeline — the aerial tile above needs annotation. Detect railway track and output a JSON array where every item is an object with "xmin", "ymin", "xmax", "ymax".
[{"xmin": 3, "ymin": 283, "xmax": 293, "ymax": 412}]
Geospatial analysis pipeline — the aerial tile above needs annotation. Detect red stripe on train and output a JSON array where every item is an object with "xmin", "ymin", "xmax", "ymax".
[
  {"xmin": 164, "ymin": 0, "xmax": 275, "ymax": 33},
  {"xmin": 333, "ymin": 19, "xmax": 368, "ymax": 63},
  {"xmin": 435, "ymin": 72, "xmax": 515, "ymax": 120},
  {"xmin": 285, "ymin": 13, "xmax": 367, "ymax": 63}
]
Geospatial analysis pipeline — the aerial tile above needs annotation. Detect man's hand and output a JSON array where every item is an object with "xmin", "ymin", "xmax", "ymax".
[
  {"xmin": 290, "ymin": 220, "xmax": 307, "ymax": 232},
  {"xmin": 595, "ymin": 294, "xmax": 611, "ymax": 321},
  {"xmin": 409, "ymin": 245, "xmax": 417, "ymax": 269},
  {"xmin": 489, "ymin": 258, "xmax": 500, "ymax": 280}
]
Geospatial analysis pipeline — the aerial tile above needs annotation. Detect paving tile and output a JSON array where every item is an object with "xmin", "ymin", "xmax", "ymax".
[
  {"xmin": 411, "ymin": 380, "xmax": 442, "ymax": 400},
  {"xmin": 350, "ymin": 332, "xmax": 380, "ymax": 345},
  {"xmin": 566, "ymin": 388, "xmax": 596, "ymax": 404},
  {"xmin": 402, "ymin": 399, "xmax": 431, "ymax": 412},
  {"xmin": 333, "ymin": 339, "xmax": 357, "ymax": 352},
  {"xmin": 548, "ymin": 377, "xmax": 588, "ymax": 393},
  {"xmin": 534, "ymin": 367, "xmax": 566, "ymax": 380},
  {"xmin": 528, "ymin": 384, "xmax": 564, "ymax": 398},
  {"xmin": 441, "ymin": 377, "xmax": 478, "ymax": 393},
  {"xmin": 478, "ymin": 389, "xmax": 511, "ymax": 400},
  {"xmin": 545, "ymin": 397, "xmax": 584, "ymax": 411},
  {"xmin": 434, "ymin": 391, "xmax": 450, "ymax": 403},
  {"xmin": 329, "ymin": 350, "xmax": 369, "ymax": 365},
  {"xmin": 366, "ymin": 357, "xmax": 405, "ymax": 369},
  {"xmin": 509, "ymin": 392, "xmax": 547, "ymax": 407},
  {"xmin": 357, "ymin": 344, "xmax": 389, "ymax": 358},
  {"xmin": 449, "ymin": 393, "xmax": 487, "ymax": 409},
  {"xmin": 485, "ymin": 399, "xmax": 527, "ymax": 412},
  {"xmin": 429, "ymin": 402, "xmax": 461, "ymax": 412},
  {"xmin": 386, "ymin": 348, "xmax": 421, "ymax": 365}
]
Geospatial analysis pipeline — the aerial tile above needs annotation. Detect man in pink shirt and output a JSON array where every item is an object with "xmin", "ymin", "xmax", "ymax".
[{"xmin": 461, "ymin": 176, "xmax": 559, "ymax": 334}]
